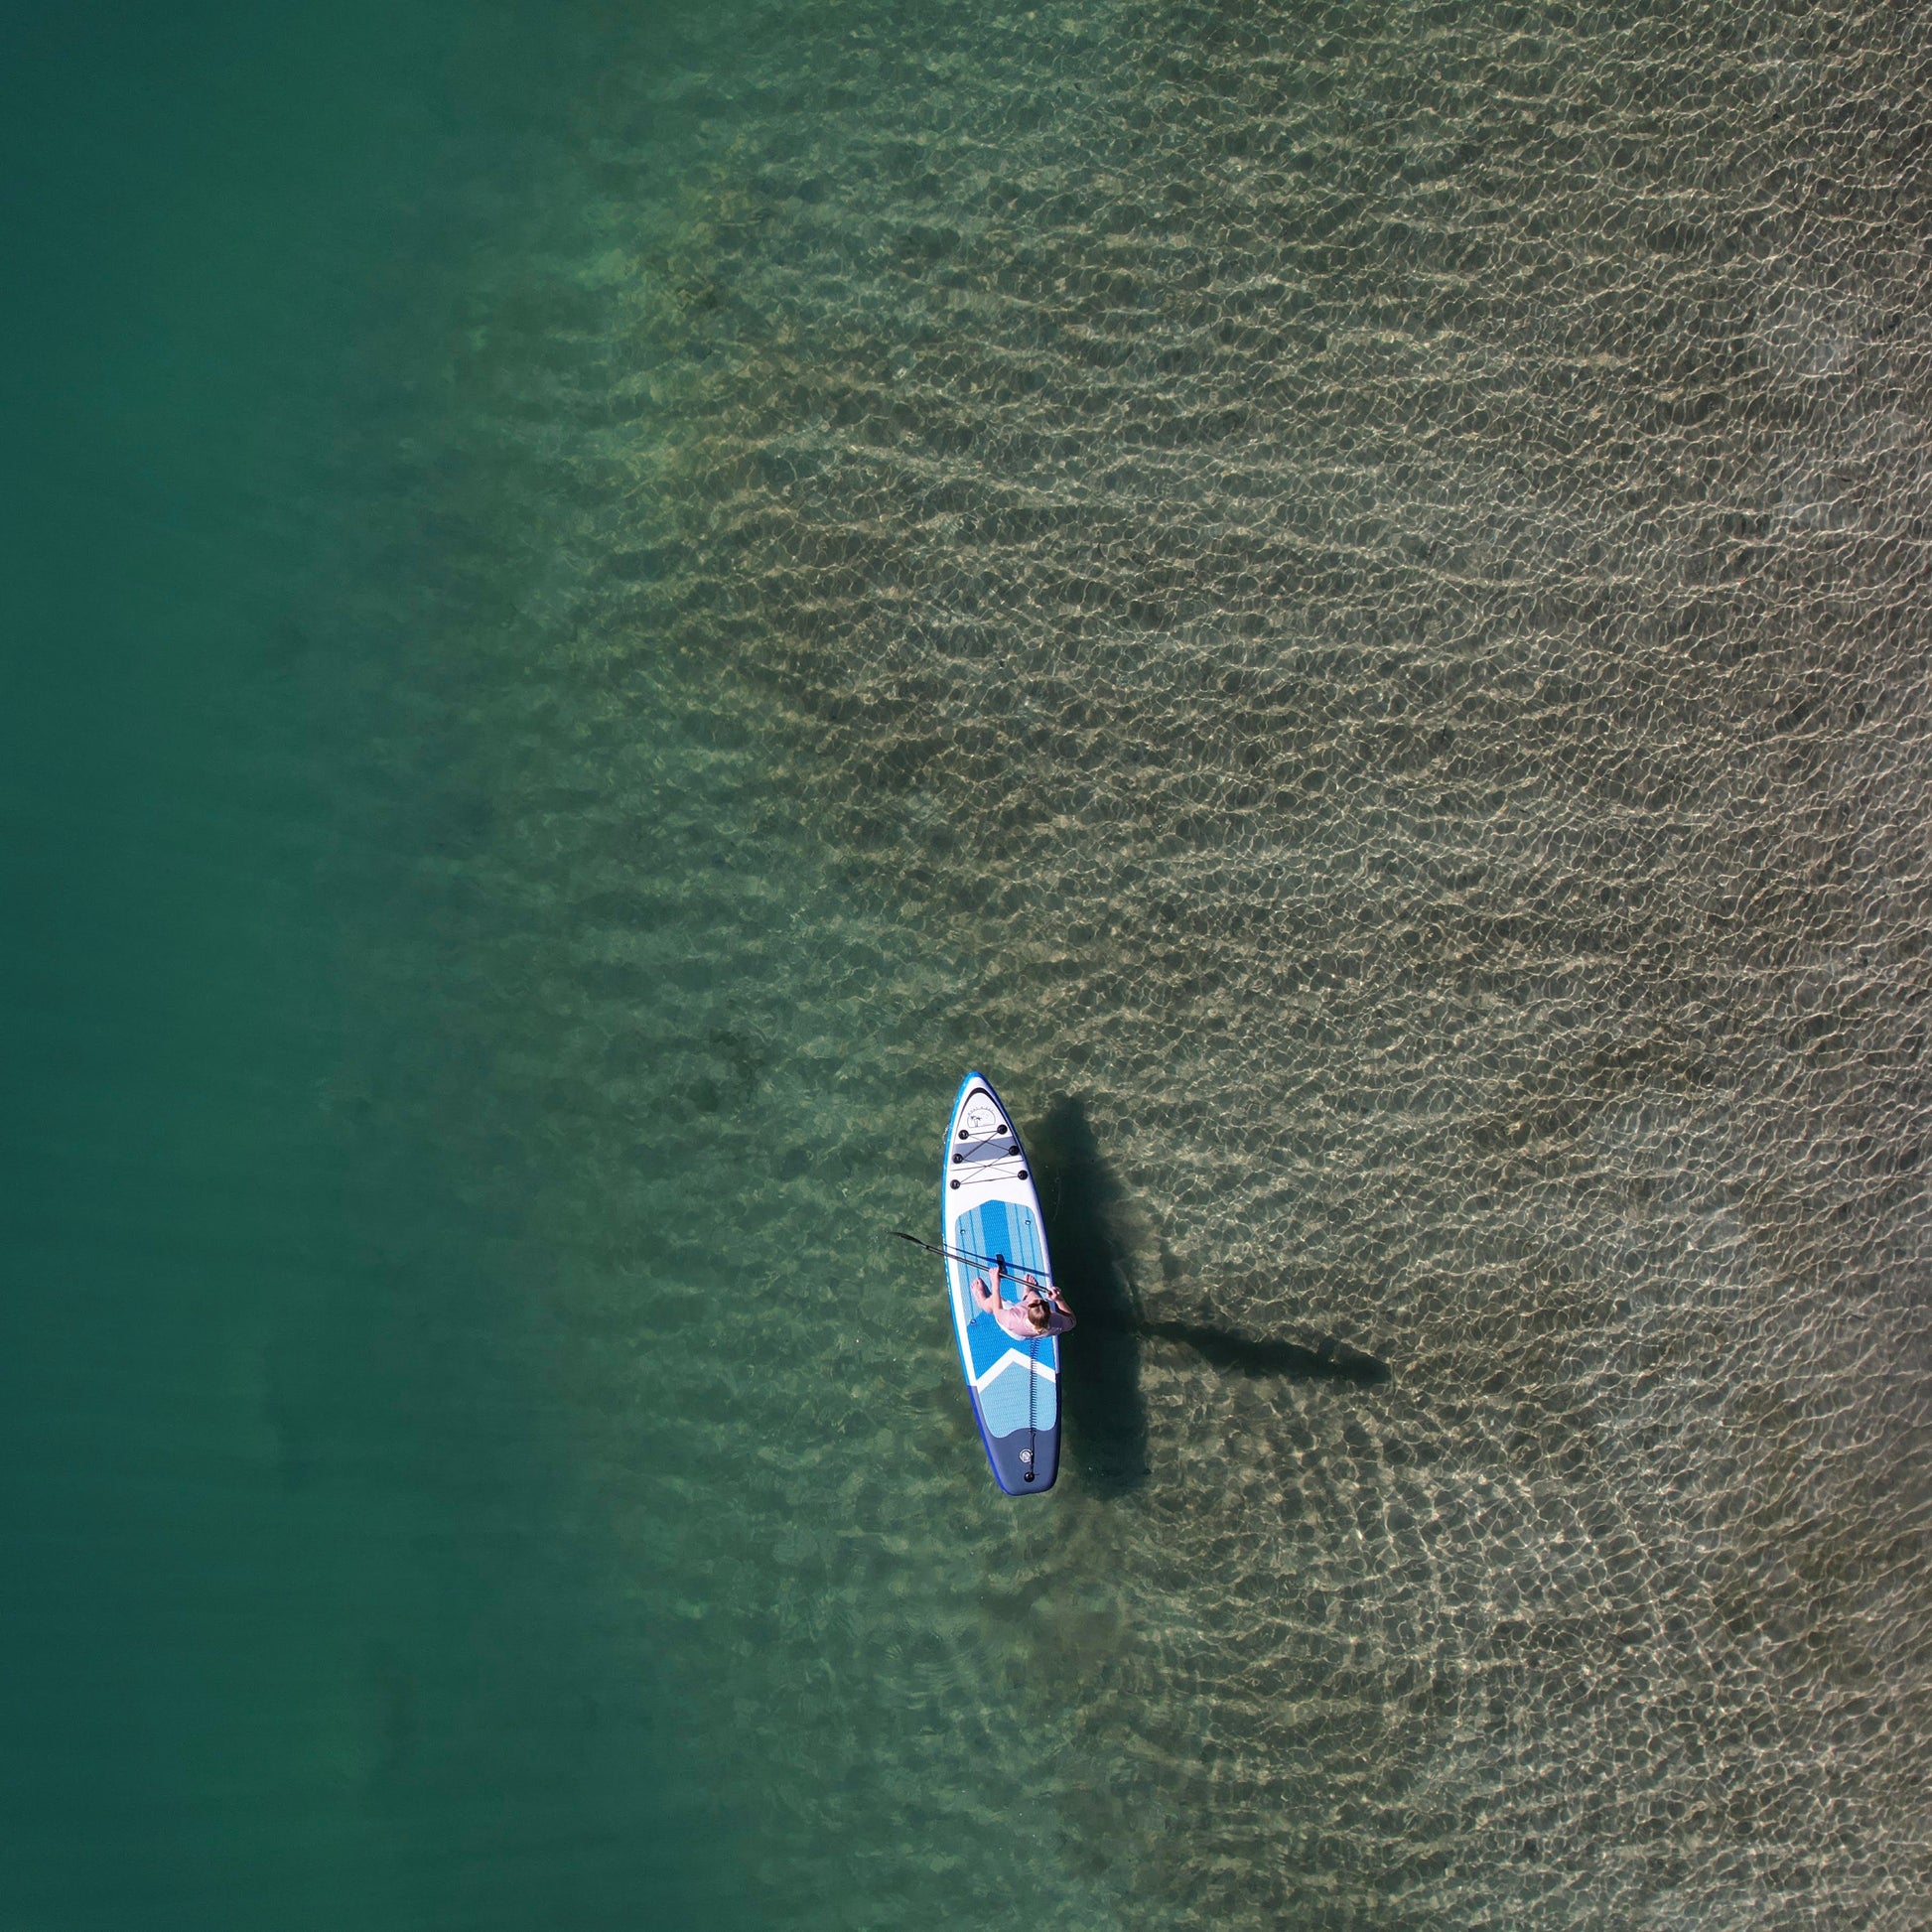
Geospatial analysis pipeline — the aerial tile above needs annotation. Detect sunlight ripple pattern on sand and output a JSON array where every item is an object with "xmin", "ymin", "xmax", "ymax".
[{"xmin": 352, "ymin": 2, "xmax": 1932, "ymax": 1924}]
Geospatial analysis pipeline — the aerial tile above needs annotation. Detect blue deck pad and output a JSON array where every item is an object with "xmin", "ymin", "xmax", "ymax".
[
  {"xmin": 952, "ymin": 1199, "xmax": 1058, "ymax": 1431},
  {"xmin": 951, "ymin": 1199, "xmax": 1049, "ymax": 1373},
  {"xmin": 953, "ymin": 1197, "xmax": 1047, "ymax": 1280}
]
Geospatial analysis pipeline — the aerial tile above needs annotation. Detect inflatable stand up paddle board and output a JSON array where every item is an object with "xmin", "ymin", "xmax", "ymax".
[{"xmin": 941, "ymin": 1070, "xmax": 1059, "ymax": 1494}]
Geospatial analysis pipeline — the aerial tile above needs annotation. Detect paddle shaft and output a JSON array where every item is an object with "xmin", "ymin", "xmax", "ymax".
[{"xmin": 888, "ymin": 1229, "xmax": 1064, "ymax": 1298}]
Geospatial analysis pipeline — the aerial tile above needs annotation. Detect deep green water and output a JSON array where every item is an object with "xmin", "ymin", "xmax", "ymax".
[{"xmin": 5, "ymin": 1, "xmax": 1929, "ymax": 1927}]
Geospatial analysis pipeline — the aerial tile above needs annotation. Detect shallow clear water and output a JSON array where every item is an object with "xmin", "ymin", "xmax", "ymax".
[{"xmin": 5, "ymin": 0, "xmax": 1929, "ymax": 1926}]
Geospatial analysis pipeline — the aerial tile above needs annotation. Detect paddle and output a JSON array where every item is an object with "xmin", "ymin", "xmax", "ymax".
[{"xmin": 887, "ymin": 1229, "xmax": 1065, "ymax": 1298}]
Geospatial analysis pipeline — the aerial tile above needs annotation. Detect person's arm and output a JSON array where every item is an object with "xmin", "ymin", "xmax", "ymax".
[{"xmin": 1049, "ymin": 1285, "xmax": 1076, "ymax": 1331}]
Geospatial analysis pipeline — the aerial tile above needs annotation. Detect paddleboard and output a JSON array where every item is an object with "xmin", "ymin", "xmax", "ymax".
[{"xmin": 941, "ymin": 1070, "xmax": 1060, "ymax": 1494}]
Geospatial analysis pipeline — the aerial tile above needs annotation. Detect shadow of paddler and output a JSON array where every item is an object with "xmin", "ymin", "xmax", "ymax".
[
  {"xmin": 1099, "ymin": 1315, "xmax": 1391, "ymax": 1387},
  {"xmin": 1028, "ymin": 1094, "xmax": 1150, "ymax": 1494},
  {"xmin": 1028, "ymin": 1093, "xmax": 1393, "ymax": 1488}
]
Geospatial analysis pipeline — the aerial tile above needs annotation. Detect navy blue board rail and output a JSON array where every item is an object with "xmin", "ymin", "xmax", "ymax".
[{"xmin": 941, "ymin": 1072, "xmax": 1059, "ymax": 1493}]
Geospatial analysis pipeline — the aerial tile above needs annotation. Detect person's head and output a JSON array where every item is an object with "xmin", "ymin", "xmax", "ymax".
[{"xmin": 1020, "ymin": 1287, "xmax": 1050, "ymax": 1331}]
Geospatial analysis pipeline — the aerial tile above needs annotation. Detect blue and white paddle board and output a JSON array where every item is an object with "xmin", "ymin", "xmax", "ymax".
[{"xmin": 942, "ymin": 1070, "xmax": 1059, "ymax": 1495}]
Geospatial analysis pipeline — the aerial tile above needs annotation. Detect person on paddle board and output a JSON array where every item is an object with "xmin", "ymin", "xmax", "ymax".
[{"xmin": 970, "ymin": 1257, "xmax": 1075, "ymax": 1339}]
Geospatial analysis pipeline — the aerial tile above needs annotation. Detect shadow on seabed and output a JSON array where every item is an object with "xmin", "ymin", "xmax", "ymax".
[{"xmin": 1028, "ymin": 1093, "xmax": 1391, "ymax": 1493}]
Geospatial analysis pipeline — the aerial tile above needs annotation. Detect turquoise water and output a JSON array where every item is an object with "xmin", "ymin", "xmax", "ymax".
[{"xmin": 5, "ymin": 1, "xmax": 1929, "ymax": 1926}]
